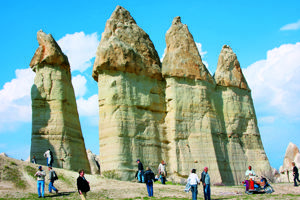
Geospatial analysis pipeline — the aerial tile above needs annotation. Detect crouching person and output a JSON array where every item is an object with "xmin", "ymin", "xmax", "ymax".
[{"xmin": 77, "ymin": 169, "xmax": 90, "ymax": 200}]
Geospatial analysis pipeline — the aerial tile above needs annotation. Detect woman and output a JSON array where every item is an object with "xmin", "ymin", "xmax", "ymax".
[
  {"xmin": 77, "ymin": 169, "xmax": 90, "ymax": 200},
  {"xmin": 187, "ymin": 168, "xmax": 200, "ymax": 200}
]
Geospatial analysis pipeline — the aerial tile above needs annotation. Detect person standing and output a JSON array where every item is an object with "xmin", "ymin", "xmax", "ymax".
[
  {"xmin": 202, "ymin": 167, "xmax": 211, "ymax": 200},
  {"xmin": 187, "ymin": 169, "xmax": 200, "ymax": 200},
  {"xmin": 77, "ymin": 169, "xmax": 90, "ymax": 200},
  {"xmin": 158, "ymin": 160, "xmax": 167, "ymax": 184},
  {"xmin": 136, "ymin": 159, "xmax": 145, "ymax": 183},
  {"xmin": 292, "ymin": 162, "xmax": 300, "ymax": 186},
  {"xmin": 44, "ymin": 149, "xmax": 53, "ymax": 167},
  {"xmin": 144, "ymin": 167, "xmax": 155, "ymax": 197},
  {"xmin": 32, "ymin": 155, "xmax": 37, "ymax": 164},
  {"xmin": 35, "ymin": 166, "xmax": 46, "ymax": 198},
  {"xmin": 48, "ymin": 167, "xmax": 58, "ymax": 194}
]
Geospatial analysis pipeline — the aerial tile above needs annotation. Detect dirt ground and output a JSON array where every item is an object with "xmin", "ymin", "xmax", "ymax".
[{"xmin": 1, "ymin": 155, "xmax": 300, "ymax": 199}]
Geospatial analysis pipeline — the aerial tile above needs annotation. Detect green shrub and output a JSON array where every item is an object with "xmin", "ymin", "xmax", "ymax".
[
  {"xmin": 24, "ymin": 166, "xmax": 37, "ymax": 178},
  {"xmin": 102, "ymin": 169, "xmax": 120, "ymax": 180}
]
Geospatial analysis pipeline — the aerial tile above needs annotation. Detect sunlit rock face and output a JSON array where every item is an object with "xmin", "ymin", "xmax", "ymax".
[
  {"xmin": 279, "ymin": 143, "xmax": 300, "ymax": 182},
  {"xmin": 30, "ymin": 30, "xmax": 90, "ymax": 173},
  {"xmin": 162, "ymin": 16, "xmax": 222, "ymax": 183},
  {"xmin": 213, "ymin": 45, "xmax": 271, "ymax": 184},
  {"xmin": 92, "ymin": 6, "xmax": 166, "ymax": 180},
  {"xmin": 93, "ymin": 6, "xmax": 271, "ymax": 184}
]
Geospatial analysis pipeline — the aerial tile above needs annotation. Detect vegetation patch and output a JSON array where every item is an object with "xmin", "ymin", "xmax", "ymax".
[
  {"xmin": 24, "ymin": 165, "xmax": 37, "ymax": 178},
  {"xmin": 102, "ymin": 169, "xmax": 120, "ymax": 180},
  {"xmin": 1, "ymin": 164, "xmax": 26, "ymax": 189}
]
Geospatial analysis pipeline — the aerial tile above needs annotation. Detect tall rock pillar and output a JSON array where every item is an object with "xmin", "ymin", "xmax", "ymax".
[
  {"xmin": 30, "ymin": 30, "xmax": 90, "ymax": 173},
  {"xmin": 162, "ymin": 17, "xmax": 222, "ymax": 182},
  {"xmin": 213, "ymin": 45, "xmax": 271, "ymax": 184},
  {"xmin": 92, "ymin": 6, "xmax": 166, "ymax": 180}
]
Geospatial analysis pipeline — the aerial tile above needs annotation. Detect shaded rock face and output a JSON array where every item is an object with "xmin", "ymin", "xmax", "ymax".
[
  {"xmin": 93, "ymin": 7, "xmax": 271, "ymax": 185},
  {"xmin": 87, "ymin": 149, "xmax": 101, "ymax": 174},
  {"xmin": 92, "ymin": 6, "xmax": 166, "ymax": 180},
  {"xmin": 214, "ymin": 45, "xmax": 249, "ymax": 90},
  {"xmin": 30, "ymin": 30, "xmax": 90, "ymax": 173}
]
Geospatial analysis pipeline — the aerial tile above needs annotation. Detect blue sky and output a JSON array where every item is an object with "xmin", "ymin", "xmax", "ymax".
[{"xmin": 0, "ymin": 0, "xmax": 299, "ymax": 170}]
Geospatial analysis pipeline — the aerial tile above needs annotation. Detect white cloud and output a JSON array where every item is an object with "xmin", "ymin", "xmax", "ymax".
[
  {"xmin": 77, "ymin": 94, "xmax": 98, "ymax": 117},
  {"xmin": 58, "ymin": 32, "xmax": 99, "ymax": 72},
  {"xmin": 0, "ymin": 68, "xmax": 34, "ymax": 130},
  {"xmin": 258, "ymin": 116, "xmax": 275, "ymax": 124},
  {"xmin": 195, "ymin": 42, "xmax": 209, "ymax": 70},
  {"xmin": 280, "ymin": 19, "xmax": 300, "ymax": 31},
  {"xmin": 243, "ymin": 42, "xmax": 300, "ymax": 119},
  {"xmin": 72, "ymin": 74, "xmax": 87, "ymax": 97}
]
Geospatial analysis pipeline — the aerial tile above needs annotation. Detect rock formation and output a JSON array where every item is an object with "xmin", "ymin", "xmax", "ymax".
[
  {"xmin": 279, "ymin": 142, "xmax": 300, "ymax": 182},
  {"xmin": 87, "ymin": 149, "xmax": 101, "ymax": 174},
  {"xmin": 162, "ymin": 16, "xmax": 222, "ymax": 183},
  {"xmin": 92, "ymin": 6, "xmax": 166, "ymax": 180},
  {"xmin": 93, "ymin": 6, "xmax": 271, "ymax": 184},
  {"xmin": 30, "ymin": 30, "xmax": 90, "ymax": 173}
]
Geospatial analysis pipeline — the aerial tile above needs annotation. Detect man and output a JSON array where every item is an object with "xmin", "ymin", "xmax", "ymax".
[
  {"xmin": 77, "ymin": 169, "xmax": 90, "ymax": 200},
  {"xmin": 44, "ymin": 149, "xmax": 53, "ymax": 167},
  {"xmin": 158, "ymin": 160, "xmax": 167, "ymax": 184},
  {"xmin": 34, "ymin": 166, "xmax": 46, "ymax": 198},
  {"xmin": 292, "ymin": 162, "xmax": 300, "ymax": 186},
  {"xmin": 144, "ymin": 167, "xmax": 155, "ymax": 197},
  {"xmin": 48, "ymin": 167, "xmax": 58, "ymax": 194},
  {"xmin": 245, "ymin": 165, "xmax": 256, "ymax": 177},
  {"xmin": 136, "ymin": 159, "xmax": 145, "ymax": 183},
  {"xmin": 201, "ymin": 167, "xmax": 210, "ymax": 200}
]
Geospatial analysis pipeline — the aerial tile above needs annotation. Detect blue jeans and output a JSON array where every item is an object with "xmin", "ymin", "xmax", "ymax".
[
  {"xmin": 138, "ymin": 170, "xmax": 144, "ymax": 183},
  {"xmin": 49, "ymin": 181, "xmax": 58, "ymax": 192},
  {"xmin": 204, "ymin": 184, "xmax": 211, "ymax": 200},
  {"xmin": 37, "ymin": 180, "xmax": 45, "ymax": 197},
  {"xmin": 191, "ymin": 184, "xmax": 198, "ymax": 200},
  {"xmin": 146, "ymin": 180, "xmax": 153, "ymax": 197}
]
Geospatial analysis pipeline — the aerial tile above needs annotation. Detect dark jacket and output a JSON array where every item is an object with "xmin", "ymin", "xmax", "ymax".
[
  {"xmin": 293, "ymin": 166, "xmax": 299, "ymax": 175},
  {"xmin": 144, "ymin": 170, "xmax": 155, "ymax": 183},
  {"xmin": 138, "ymin": 162, "xmax": 144, "ymax": 171},
  {"xmin": 200, "ymin": 171, "xmax": 206, "ymax": 184},
  {"xmin": 77, "ymin": 176, "xmax": 90, "ymax": 193}
]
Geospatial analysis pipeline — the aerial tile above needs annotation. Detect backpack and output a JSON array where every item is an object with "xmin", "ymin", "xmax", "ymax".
[{"xmin": 53, "ymin": 171, "xmax": 58, "ymax": 180}]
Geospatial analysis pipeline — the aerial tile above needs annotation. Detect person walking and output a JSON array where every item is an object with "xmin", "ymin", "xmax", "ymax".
[
  {"xmin": 136, "ymin": 159, "xmax": 145, "ymax": 183},
  {"xmin": 48, "ymin": 167, "xmax": 58, "ymax": 194},
  {"xmin": 292, "ymin": 162, "xmax": 300, "ymax": 186},
  {"xmin": 144, "ymin": 167, "xmax": 155, "ymax": 197},
  {"xmin": 201, "ymin": 167, "xmax": 211, "ymax": 200},
  {"xmin": 158, "ymin": 160, "xmax": 167, "ymax": 184},
  {"xmin": 35, "ymin": 166, "xmax": 46, "ymax": 198},
  {"xmin": 187, "ymin": 169, "xmax": 200, "ymax": 200},
  {"xmin": 44, "ymin": 149, "xmax": 53, "ymax": 167},
  {"xmin": 77, "ymin": 169, "xmax": 90, "ymax": 200}
]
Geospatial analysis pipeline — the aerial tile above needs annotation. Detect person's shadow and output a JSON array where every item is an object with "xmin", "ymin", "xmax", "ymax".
[{"xmin": 46, "ymin": 191, "xmax": 75, "ymax": 198}]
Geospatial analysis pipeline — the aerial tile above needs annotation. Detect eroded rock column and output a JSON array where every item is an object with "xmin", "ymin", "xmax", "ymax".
[{"xmin": 30, "ymin": 30, "xmax": 90, "ymax": 173}]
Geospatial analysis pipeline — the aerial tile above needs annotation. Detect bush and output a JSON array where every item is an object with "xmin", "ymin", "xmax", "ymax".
[{"xmin": 102, "ymin": 170, "xmax": 120, "ymax": 180}]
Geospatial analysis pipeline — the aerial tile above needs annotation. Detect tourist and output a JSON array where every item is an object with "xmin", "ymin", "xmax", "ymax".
[
  {"xmin": 77, "ymin": 169, "xmax": 90, "ymax": 200},
  {"xmin": 187, "ymin": 168, "xmax": 200, "ymax": 200},
  {"xmin": 31, "ymin": 155, "xmax": 36, "ymax": 164},
  {"xmin": 292, "ymin": 162, "xmax": 300, "ymax": 186},
  {"xmin": 48, "ymin": 167, "xmax": 58, "ymax": 194},
  {"xmin": 136, "ymin": 159, "xmax": 145, "ymax": 183},
  {"xmin": 144, "ymin": 167, "xmax": 155, "ymax": 197},
  {"xmin": 44, "ymin": 149, "xmax": 53, "ymax": 167},
  {"xmin": 245, "ymin": 165, "xmax": 256, "ymax": 177},
  {"xmin": 35, "ymin": 166, "xmax": 46, "ymax": 198},
  {"xmin": 201, "ymin": 167, "xmax": 210, "ymax": 200},
  {"xmin": 158, "ymin": 160, "xmax": 167, "ymax": 184}
]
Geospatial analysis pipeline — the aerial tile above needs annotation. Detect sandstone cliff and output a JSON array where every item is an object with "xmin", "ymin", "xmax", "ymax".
[
  {"xmin": 92, "ymin": 6, "xmax": 166, "ymax": 180},
  {"xmin": 30, "ymin": 30, "xmax": 90, "ymax": 173}
]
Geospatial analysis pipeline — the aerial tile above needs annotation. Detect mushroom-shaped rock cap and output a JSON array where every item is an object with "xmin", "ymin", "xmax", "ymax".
[
  {"xmin": 214, "ymin": 45, "xmax": 250, "ymax": 90},
  {"xmin": 162, "ymin": 16, "xmax": 214, "ymax": 84},
  {"xmin": 92, "ymin": 6, "xmax": 162, "ymax": 81},
  {"xmin": 30, "ymin": 30, "xmax": 70, "ymax": 73}
]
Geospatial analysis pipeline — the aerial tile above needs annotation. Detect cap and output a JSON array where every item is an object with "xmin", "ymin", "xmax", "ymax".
[
  {"xmin": 38, "ymin": 166, "xmax": 42, "ymax": 170},
  {"xmin": 136, "ymin": 159, "xmax": 140, "ymax": 162}
]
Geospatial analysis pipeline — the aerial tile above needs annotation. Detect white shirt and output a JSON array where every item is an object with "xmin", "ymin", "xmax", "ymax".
[{"xmin": 187, "ymin": 173, "xmax": 200, "ymax": 185}]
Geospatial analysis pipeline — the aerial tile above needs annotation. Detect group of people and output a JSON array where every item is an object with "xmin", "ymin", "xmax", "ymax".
[
  {"xmin": 187, "ymin": 167, "xmax": 211, "ymax": 200},
  {"xmin": 34, "ymin": 166, "xmax": 58, "ymax": 198},
  {"xmin": 136, "ymin": 159, "xmax": 167, "ymax": 197}
]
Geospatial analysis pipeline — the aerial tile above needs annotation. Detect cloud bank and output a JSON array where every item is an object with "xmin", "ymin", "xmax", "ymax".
[{"xmin": 243, "ymin": 42, "xmax": 300, "ymax": 120}]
